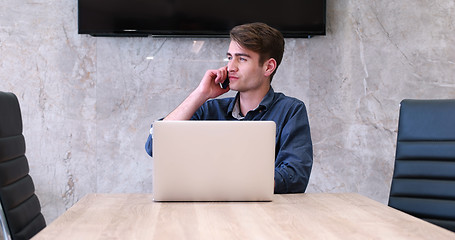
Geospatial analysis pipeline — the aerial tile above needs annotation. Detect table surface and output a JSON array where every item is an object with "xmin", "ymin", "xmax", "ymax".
[{"xmin": 32, "ymin": 193, "xmax": 455, "ymax": 240}]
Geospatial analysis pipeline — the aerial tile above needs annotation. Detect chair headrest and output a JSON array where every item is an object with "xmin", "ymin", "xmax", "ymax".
[
  {"xmin": 399, "ymin": 99, "xmax": 455, "ymax": 141},
  {"xmin": 0, "ymin": 92, "xmax": 23, "ymax": 138}
]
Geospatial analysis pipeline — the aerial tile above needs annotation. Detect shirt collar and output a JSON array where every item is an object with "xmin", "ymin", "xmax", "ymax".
[
  {"xmin": 228, "ymin": 87, "xmax": 275, "ymax": 119},
  {"xmin": 231, "ymin": 96, "xmax": 244, "ymax": 120}
]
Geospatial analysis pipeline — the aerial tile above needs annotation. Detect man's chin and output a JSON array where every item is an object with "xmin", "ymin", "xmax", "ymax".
[{"xmin": 227, "ymin": 84, "xmax": 237, "ymax": 91}]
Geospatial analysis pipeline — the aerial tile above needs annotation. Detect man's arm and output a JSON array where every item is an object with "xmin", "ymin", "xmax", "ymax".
[
  {"xmin": 165, "ymin": 67, "xmax": 229, "ymax": 120},
  {"xmin": 145, "ymin": 67, "xmax": 229, "ymax": 157},
  {"xmin": 274, "ymin": 102, "xmax": 313, "ymax": 193}
]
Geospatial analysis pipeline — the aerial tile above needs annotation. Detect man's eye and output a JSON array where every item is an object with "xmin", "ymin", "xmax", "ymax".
[{"xmin": 240, "ymin": 57, "xmax": 247, "ymax": 61}]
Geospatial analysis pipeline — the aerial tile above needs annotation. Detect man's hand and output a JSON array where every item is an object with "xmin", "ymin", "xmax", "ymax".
[
  {"xmin": 164, "ymin": 66, "xmax": 230, "ymax": 121},
  {"xmin": 195, "ymin": 66, "xmax": 230, "ymax": 100}
]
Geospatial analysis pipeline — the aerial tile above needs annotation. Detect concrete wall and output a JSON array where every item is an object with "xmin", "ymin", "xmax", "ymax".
[{"xmin": 1, "ymin": 0, "xmax": 454, "ymax": 222}]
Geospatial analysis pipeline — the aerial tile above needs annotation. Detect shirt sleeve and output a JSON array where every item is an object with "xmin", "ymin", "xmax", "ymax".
[
  {"xmin": 145, "ymin": 117, "xmax": 165, "ymax": 157},
  {"xmin": 145, "ymin": 124, "xmax": 153, "ymax": 157},
  {"xmin": 274, "ymin": 102, "xmax": 313, "ymax": 193}
]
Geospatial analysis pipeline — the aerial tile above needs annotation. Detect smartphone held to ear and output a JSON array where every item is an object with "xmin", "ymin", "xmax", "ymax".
[{"xmin": 220, "ymin": 74, "xmax": 230, "ymax": 89}]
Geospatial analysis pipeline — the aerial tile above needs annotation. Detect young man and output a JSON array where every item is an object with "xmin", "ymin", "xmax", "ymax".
[{"xmin": 146, "ymin": 22, "xmax": 313, "ymax": 193}]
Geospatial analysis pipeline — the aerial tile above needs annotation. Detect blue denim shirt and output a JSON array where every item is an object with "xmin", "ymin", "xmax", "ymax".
[{"xmin": 146, "ymin": 87, "xmax": 313, "ymax": 193}]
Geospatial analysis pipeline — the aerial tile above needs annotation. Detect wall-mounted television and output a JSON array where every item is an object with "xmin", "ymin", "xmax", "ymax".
[{"xmin": 78, "ymin": 0, "xmax": 326, "ymax": 38}]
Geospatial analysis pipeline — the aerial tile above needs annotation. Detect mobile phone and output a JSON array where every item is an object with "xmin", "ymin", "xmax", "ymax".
[{"xmin": 220, "ymin": 74, "xmax": 230, "ymax": 89}]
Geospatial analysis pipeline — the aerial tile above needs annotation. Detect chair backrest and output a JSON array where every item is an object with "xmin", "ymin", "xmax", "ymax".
[
  {"xmin": 0, "ymin": 91, "xmax": 46, "ymax": 239},
  {"xmin": 389, "ymin": 99, "xmax": 455, "ymax": 232}
]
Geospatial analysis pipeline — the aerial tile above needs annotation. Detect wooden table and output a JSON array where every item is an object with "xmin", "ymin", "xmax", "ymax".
[{"xmin": 33, "ymin": 193, "xmax": 455, "ymax": 239}]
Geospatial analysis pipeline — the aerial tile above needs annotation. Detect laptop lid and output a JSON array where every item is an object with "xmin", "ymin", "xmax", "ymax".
[{"xmin": 152, "ymin": 120, "xmax": 276, "ymax": 201}]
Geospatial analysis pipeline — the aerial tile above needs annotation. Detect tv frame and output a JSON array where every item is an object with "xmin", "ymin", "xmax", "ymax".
[{"xmin": 78, "ymin": 0, "xmax": 326, "ymax": 38}]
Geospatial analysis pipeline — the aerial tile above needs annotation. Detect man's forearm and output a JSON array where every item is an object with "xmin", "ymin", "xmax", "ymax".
[
  {"xmin": 164, "ymin": 89, "xmax": 208, "ymax": 120},
  {"xmin": 164, "ymin": 67, "xmax": 229, "ymax": 120}
]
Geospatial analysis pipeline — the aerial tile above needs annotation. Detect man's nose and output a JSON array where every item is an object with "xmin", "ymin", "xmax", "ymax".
[{"xmin": 228, "ymin": 61, "xmax": 238, "ymax": 72}]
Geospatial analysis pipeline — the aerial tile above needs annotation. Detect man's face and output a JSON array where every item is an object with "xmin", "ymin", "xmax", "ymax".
[{"xmin": 226, "ymin": 41, "xmax": 269, "ymax": 93}]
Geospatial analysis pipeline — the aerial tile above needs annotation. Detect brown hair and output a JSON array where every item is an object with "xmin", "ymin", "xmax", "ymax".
[{"xmin": 230, "ymin": 22, "xmax": 285, "ymax": 81}]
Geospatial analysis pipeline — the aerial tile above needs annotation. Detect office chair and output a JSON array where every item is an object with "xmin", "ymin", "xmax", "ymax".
[
  {"xmin": 388, "ymin": 99, "xmax": 455, "ymax": 232},
  {"xmin": 0, "ymin": 91, "xmax": 46, "ymax": 239}
]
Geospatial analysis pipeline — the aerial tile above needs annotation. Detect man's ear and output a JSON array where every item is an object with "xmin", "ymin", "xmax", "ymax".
[{"xmin": 263, "ymin": 58, "xmax": 277, "ymax": 77}]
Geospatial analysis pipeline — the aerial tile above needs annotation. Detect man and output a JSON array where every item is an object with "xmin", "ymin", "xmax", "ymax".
[{"xmin": 146, "ymin": 22, "xmax": 313, "ymax": 193}]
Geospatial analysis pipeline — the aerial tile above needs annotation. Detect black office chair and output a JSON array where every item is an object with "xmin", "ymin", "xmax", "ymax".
[
  {"xmin": 388, "ymin": 99, "xmax": 455, "ymax": 232},
  {"xmin": 0, "ymin": 91, "xmax": 46, "ymax": 239}
]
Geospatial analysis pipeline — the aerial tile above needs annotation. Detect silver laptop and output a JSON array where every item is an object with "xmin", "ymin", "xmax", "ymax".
[{"xmin": 152, "ymin": 120, "xmax": 276, "ymax": 201}]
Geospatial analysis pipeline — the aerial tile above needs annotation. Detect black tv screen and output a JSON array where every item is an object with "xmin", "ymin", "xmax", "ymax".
[{"xmin": 78, "ymin": 0, "xmax": 326, "ymax": 38}]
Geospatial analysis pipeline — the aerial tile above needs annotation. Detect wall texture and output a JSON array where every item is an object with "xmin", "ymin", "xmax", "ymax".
[{"xmin": 1, "ymin": 1, "xmax": 454, "ymax": 223}]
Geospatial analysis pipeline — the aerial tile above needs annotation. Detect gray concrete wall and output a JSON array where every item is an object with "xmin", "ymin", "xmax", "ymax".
[{"xmin": 1, "ymin": 0, "xmax": 454, "ymax": 223}]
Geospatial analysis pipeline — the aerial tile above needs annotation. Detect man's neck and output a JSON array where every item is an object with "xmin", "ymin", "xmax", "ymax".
[{"xmin": 239, "ymin": 85, "xmax": 270, "ymax": 116}]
